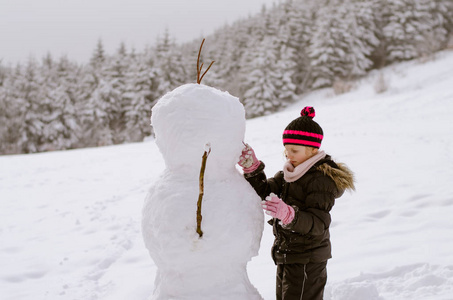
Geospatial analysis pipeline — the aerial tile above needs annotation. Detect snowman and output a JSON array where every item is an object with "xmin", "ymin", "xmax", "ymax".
[{"xmin": 141, "ymin": 82, "xmax": 264, "ymax": 299}]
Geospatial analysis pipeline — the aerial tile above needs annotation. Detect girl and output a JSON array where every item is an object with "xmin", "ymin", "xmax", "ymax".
[{"xmin": 239, "ymin": 106, "xmax": 355, "ymax": 300}]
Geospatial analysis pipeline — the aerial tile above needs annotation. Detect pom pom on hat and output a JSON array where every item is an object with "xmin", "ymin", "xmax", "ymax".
[
  {"xmin": 283, "ymin": 106, "xmax": 323, "ymax": 148},
  {"xmin": 301, "ymin": 106, "xmax": 315, "ymax": 118}
]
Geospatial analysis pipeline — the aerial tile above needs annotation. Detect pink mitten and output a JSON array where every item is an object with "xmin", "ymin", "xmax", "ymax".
[
  {"xmin": 238, "ymin": 144, "xmax": 260, "ymax": 173},
  {"xmin": 262, "ymin": 193, "xmax": 295, "ymax": 225}
]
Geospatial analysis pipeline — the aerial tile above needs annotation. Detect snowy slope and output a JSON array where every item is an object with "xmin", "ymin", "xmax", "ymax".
[{"xmin": 1, "ymin": 50, "xmax": 453, "ymax": 300}]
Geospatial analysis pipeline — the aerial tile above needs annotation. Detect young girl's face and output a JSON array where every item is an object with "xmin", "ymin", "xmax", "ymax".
[{"xmin": 284, "ymin": 144, "xmax": 318, "ymax": 167}]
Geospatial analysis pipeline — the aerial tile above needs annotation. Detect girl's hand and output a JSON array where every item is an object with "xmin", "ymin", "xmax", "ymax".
[
  {"xmin": 262, "ymin": 193, "xmax": 295, "ymax": 225},
  {"xmin": 238, "ymin": 144, "xmax": 260, "ymax": 173}
]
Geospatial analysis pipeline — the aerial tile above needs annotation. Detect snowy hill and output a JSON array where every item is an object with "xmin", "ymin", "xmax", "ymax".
[{"xmin": 1, "ymin": 50, "xmax": 453, "ymax": 300}]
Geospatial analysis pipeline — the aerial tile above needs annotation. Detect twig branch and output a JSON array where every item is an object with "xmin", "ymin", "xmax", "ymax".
[
  {"xmin": 196, "ymin": 144, "xmax": 211, "ymax": 238},
  {"xmin": 196, "ymin": 39, "xmax": 215, "ymax": 84}
]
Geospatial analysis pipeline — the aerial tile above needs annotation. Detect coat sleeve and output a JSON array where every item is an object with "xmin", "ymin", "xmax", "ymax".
[
  {"xmin": 243, "ymin": 161, "xmax": 284, "ymax": 200},
  {"xmin": 283, "ymin": 174, "xmax": 337, "ymax": 235}
]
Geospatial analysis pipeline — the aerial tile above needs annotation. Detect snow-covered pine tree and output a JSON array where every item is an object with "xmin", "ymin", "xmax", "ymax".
[
  {"xmin": 49, "ymin": 56, "xmax": 81, "ymax": 149},
  {"xmin": 77, "ymin": 67, "xmax": 100, "ymax": 147},
  {"xmin": 77, "ymin": 39, "xmax": 111, "ymax": 147},
  {"xmin": 342, "ymin": 0, "xmax": 380, "ymax": 77},
  {"xmin": 0, "ymin": 87, "xmax": 7, "ymax": 153},
  {"xmin": 208, "ymin": 19, "xmax": 254, "ymax": 96},
  {"xmin": 13, "ymin": 59, "xmax": 44, "ymax": 153},
  {"xmin": 383, "ymin": 0, "xmax": 441, "ymax": 62},
  {"xmin": 0, "ymin": 63, "xmax": 16, "ymax": 154},
  {"xmin": 309, "ymin": 2, "xmax": 351, "ymax": 88},
  {"xmin": 241, "ymin": 36, "xmax": 281, "ymax": 118},
  {"xmin": 0, "ymin": 64, "xmax": 28, "ymax": 154},
  {"xmin": 274, "ymin": 44, "xmax": 297, "ymax": 105},
  {"xmin": 103, "ymin": 42, "xmax": 132, "ymax": 144},
  {"xmin": 283, "ymin": 0, "xmax": 316, "ymax": 94},
  {"xmin": 154, "ymin": 30, "xmax": 187, "ymax": 96},
  {"xmin": 268, "ymin": 4, "xmax": 295, "ymax": 102},
  {"xmin": 37, "ymin": 54, "xmax": 80, "ymax": 151},
  {"xmin": 0, "ymin": 60, "xmax": 6, "ymax": 87},
  {"xmin": 248, "ymin": 5, "xmax": 270, "ymax": 45},
  {"xmin": 419, "ymin": 0, "xmax": 451, "ymax": 56},
  {"xmin": 179, "ymin": 39, "xmax": 201, "ymax": 84},
  {"xmin": 366, "ymin": 0, "xmax": 389, "ymax": 68},
  {"xmin": 84, "ymin": 42, "xmax": 125, "ymax": 146},
  {"xmin": 123, "ymin": 52, "xmax": 159, "ymax": 142},
  {"xmin": 90, "ymin": 38, "xmax": 106, "ymax": 69},
  {"xmin": 443, "ymin": 0, "xmax": 453, "ymax": 37},
  {"xmin": 309, "ymin": 0, "xmax": 379, "ymax": 88},
  {"xmin": 88, "ymin": 78, "xmax": 121, "ymax": 146}
]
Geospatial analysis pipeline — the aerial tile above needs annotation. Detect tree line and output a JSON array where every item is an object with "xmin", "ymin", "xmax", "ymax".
[{"xmin": 1, "ymin": 0, "xmax": 452, "ymax": 154}]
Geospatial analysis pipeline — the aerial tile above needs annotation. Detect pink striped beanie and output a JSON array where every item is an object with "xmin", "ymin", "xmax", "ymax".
[{"xmin": 282, "ymin": 107, "xmax": 323, "ymax": 149}]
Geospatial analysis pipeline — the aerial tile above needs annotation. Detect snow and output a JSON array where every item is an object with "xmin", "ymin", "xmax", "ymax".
[{"xmin": 1, "ymin": 50, "xmax": 453, "ymax": 299}]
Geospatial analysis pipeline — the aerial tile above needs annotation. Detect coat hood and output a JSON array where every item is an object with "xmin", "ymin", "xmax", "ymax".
[{"xmin": 317, "ymin": 161, "xmax": 355, "ymax": 193}]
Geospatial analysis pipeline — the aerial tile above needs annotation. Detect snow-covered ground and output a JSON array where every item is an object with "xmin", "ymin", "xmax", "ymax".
[{"xmin": 1, "ymin": 50, "xmax": 453, "ymax": 300}]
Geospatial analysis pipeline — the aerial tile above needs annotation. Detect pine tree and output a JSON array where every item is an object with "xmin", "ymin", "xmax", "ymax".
[
  {"xmin": 383, "ymin": 0, "xmax": 443, "ymax": 62},
  {"xmin": 274, "ymin": 44, "xmax": 297, "ymax": 104},
  {"xmin": 154, "ymin": 30, "xmax": 187, "ymax": 96},
  {"xmin": 367, "ymin": 0, "xmax": 389, "ymax": 68},
  {"xmin": 77, "ymin": 64, "xmax": 103, "ymax": 147},
  {"xmin": 268, "ymin": 3, "xmax": 297, "ymax": 104},
  {"xmin": 309, "ymin": 0, "xmax": 379, "ymax": 88},
  {"xmin": 241, "ymin": 37, "xmax": 281, "ymax": 118},
  {"xmin": 0, "ymin": 60, "xmax": 7, "ymax": 87},
  {"xmin": 0, "ymin": 65, "xmax": 26, "ymax": 153},
  {"xmin": 102, "ymin": 43, "xmax": 131, "ymax": 144},
  {"xmin": 38, "ymin": 54, "xmax": 76, "ymax": 151},
  {"xmin": 443, "ymin": 0, "xmax": 453, "ymax": 36},
  {"xmin": 248, "ymin": 6, "xmax": 270, "ymax": 45},
  {"xmin": 208, "ymin": 20, "xmax": 254, "ymax": 95},
  {"xmin": 76, "ymin": 39, "xmax": 111, "ymax": 147},
  {"xmin": 343, "ymin": 0, "xmax": 380, "ymax": 76},
  {"xmin": 123, "ymin": 53, "xmax": 159, "ymax": 142},
  {"xmin": 0, "ymin": 62, "xmax": 13, "ymax": 153},
  {"xmin": 14, "ymin": 59, "xmax": 45, "ymax": 153},
  {"xmin": 90, "ymin": 38, "xmax": 106, "ymax": 68},
  {"xmin": 81, "ymin": 40, "xmax": 128, "ymax": 147},
  {"xmin": 88, "ymin": 78, "xmax": 121, "ymax": 146},
  {"xmin": 420, "ymin": 0, "xmax": 451, "ymax": 55},
  {"xmin": 283, "ymin": 0, "xmax": 315, "ymax": 93},
  {"xmin": 309, "ymin": 3, "xmax": 350, "ymax": 88},
  {"xmin": 50, "ymin": 56, "xmax": 81, "ymax": 149}
]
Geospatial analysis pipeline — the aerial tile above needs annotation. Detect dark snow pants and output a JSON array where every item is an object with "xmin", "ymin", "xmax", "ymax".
[{"xmin": 276, "ymin": 261, "xmax": 327, "ymax": 300}]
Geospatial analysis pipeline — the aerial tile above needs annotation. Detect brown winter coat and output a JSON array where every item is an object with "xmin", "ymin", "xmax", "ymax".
[{"xmin": 244, "ymin": 155, "xmax": 355, "ymax": 265}]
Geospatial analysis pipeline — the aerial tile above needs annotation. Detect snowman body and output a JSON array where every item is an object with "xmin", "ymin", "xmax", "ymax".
[{"xmin": 142, "ymin": 84, "xmax": 264, "ymax": 299}]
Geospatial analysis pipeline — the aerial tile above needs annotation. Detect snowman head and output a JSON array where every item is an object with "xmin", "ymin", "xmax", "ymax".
[{"xmin": 151, "ymin": 83, "xmax": 246, "ymax": 173}]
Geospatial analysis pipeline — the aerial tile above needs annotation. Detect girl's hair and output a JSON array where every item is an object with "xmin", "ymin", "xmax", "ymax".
[{"xmin": 283, "ymin": 145, "xmax": 319, "ymax": 159}]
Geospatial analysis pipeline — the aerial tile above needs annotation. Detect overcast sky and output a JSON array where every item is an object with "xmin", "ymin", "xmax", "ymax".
[{"xmin": 0, "ymin": 0, "xmax": 278, "ymax": 65}]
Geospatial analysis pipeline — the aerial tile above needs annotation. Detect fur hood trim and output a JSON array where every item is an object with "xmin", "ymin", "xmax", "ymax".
[{"xmin": 317, "ymin": 162, "xmax": 355, "ymax": 192}]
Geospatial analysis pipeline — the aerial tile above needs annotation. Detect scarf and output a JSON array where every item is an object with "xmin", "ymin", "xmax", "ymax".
[{"xmin": 283, "ymin": 150, "xmax": 326, "ymax": 182}]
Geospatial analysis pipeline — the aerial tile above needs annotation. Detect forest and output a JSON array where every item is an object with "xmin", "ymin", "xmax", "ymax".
[{"xmin": 1, "ymin": 0, "xmax": 452, "ymax": 154}]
